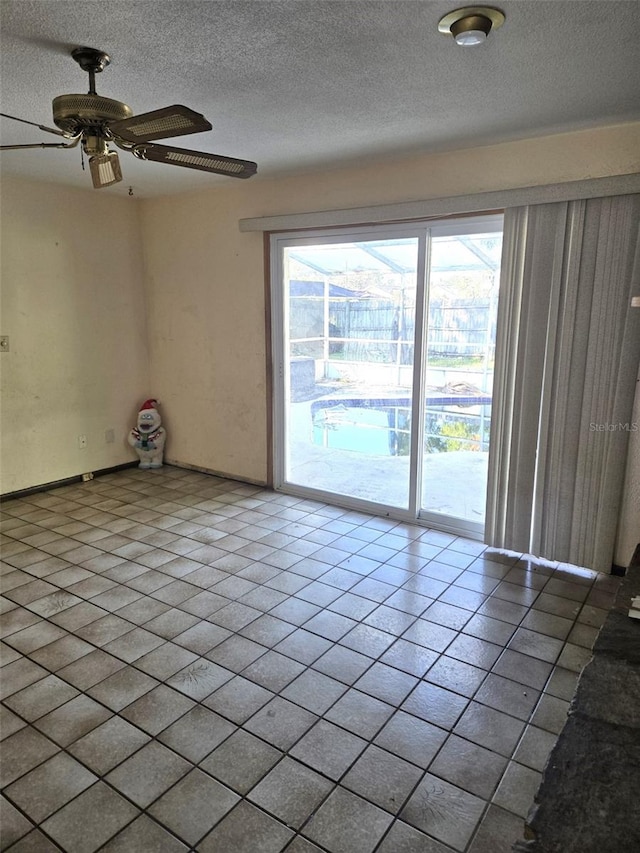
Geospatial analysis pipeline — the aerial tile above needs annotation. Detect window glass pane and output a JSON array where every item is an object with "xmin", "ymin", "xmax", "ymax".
[
  {"xmin": 284, "ymin": 238, "xmax": 419, "ymax": 509},
  {"xmin": 421, "ymin": 231, "xmax": 502, "ymax": 523}
]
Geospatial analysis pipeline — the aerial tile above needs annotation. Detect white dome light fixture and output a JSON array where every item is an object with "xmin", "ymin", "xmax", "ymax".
[{"xmin": 438, "ymin": 6, "xmax": 505, "ymax": 46}]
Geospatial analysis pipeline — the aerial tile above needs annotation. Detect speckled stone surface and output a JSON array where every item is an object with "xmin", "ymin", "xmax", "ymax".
[{"xmin": 514, "ymin": 547, "xmax": 640, "ymax": 853}]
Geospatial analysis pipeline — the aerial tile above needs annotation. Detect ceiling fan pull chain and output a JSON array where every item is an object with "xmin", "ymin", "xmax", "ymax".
[{"xmin": 81, "ymin": 145, "xmax": 85, "ymax": 172}]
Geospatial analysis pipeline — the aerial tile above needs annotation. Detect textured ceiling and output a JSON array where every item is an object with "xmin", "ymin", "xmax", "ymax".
[{"xmin": 1, "ymin": 0, "xmax": 639, "ymax": 198}]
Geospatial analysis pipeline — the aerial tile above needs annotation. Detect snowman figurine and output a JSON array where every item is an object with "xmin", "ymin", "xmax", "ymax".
[{"xmin": 128, "ymin": 398, "xmax": 166, "ymax": 469}]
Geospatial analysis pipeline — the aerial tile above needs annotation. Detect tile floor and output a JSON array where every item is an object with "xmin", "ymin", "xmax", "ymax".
[{"xmin": 0, "ymin": 467, "xmax": 620, "ymax": 853}]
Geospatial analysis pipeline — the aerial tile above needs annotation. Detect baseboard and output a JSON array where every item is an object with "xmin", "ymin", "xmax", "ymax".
[
  {"xmin": 0, "ymin": 461, "xmax": 139, "ymax": 502},
  {"xmin": 165, "ymin": 458, "xmax": 268, "ymax": 488}
]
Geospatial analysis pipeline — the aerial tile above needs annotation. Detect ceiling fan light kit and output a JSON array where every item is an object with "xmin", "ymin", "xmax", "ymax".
[
  {"xmin": 438, "ymin": 6, "xmax": 505, "ymax": 46},
  {"xmin": 0, "ymin": 46, "xmax": 257, "ymax": 189},
  {"xmin": 89, "ymin": 151, "xmax": 122, "ymax": 188}
]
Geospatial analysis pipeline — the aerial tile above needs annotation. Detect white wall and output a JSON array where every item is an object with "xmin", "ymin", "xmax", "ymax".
[{"xmin": 0, "ymin": 176, "xmax": 150, "ymax": 493}]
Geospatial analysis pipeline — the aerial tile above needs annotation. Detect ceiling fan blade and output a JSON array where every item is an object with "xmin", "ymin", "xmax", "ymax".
[
  {"xmin": 134, "ymin": 143, "xmax": 257, "ymax": 179},
  {"xmin": 1, "ymin": 111, "xmax": 70, "ymax": 138},
  {"xmin": 108, "ymin": 105, "xmax": 212, "ymax": 143},
  {"xmin": 0, "ymin": 140, "xmax": 80, "ymax": 151}
]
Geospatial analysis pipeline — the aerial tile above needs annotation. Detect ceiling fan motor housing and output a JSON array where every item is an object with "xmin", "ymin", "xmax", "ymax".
[{"xmin": 52, "ymin": 94, "xmax": 133, "ymax": 134}]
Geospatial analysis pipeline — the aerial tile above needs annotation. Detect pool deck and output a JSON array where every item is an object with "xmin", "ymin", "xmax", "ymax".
[{"xmin": 288, "ymin": 399, "xmax": 489, "ymax": 522}]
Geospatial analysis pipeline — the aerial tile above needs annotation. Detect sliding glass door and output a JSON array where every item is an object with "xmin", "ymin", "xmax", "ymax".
[
  {"xmin": 279, "ymin": 233, "xmax": 422, "ymax": 510},
  {"xmin": 271, "ymin": 215, "xmax": 503, "ymax": 537},
  {"xmin": 420, "ymin": 224, "xmax": 502, "ymax": 527}
]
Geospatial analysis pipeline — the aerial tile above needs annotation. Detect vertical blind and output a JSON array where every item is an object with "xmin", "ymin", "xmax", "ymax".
[{"xmin": 486, "ymin": 194, "xmax": 640, "ymax": 572}]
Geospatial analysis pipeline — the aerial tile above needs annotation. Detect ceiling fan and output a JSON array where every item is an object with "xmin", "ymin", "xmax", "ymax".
[{"xmin": 0, "ymin": 46, "xmax": 257, "ymax": 188}]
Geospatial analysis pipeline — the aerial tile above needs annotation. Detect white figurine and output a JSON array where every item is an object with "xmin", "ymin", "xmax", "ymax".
[{"xmin": 128, "ymin": 398, "xmax": 166, "ymax": 468}]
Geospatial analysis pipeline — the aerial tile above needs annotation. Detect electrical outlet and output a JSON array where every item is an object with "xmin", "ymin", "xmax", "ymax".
[
  {"xmin": 78, "ymin": 435, "xmax": 87, "ymax": 449},
  {"xmin": 105, "ymin": 428, "xmax": 115, "ymax": 444},
  {"xmin": 82, "ymin": 472, "xmax": 94, "ymax": 482}
]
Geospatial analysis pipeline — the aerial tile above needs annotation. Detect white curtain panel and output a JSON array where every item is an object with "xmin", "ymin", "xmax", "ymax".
[{"xmin": 486, "ymin": 194, "xmax": 640, "ymax": 573}]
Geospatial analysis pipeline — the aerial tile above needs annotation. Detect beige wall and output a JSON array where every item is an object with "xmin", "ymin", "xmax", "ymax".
[
  {"xmin": 0, "ymin": 176, "xmax": 149, "ymax": 493},
  {"xmin": 140, "ymin": 122, "xmax": 640, "ymax": 490}
]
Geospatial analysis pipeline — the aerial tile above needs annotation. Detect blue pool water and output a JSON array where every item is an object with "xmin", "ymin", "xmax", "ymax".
[{"xmin": 313, "ymin": 408, "xmax": 398, "ymax": 455}]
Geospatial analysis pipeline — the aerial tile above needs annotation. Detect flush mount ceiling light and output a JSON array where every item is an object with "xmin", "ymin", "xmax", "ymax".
[{"xmin": 438, "ymin": 6, "xmax": 505, "ymax": 46}]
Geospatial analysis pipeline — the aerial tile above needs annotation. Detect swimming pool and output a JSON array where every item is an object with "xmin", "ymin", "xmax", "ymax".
[{"xmin": 311, "ymin": 393, "xmax": 491, "ymax": 456}]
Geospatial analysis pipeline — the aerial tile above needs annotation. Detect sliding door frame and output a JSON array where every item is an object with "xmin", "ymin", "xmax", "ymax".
[{"xmin": 270, "ymin": 213, "xmax": 503, "ymax": 540}]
